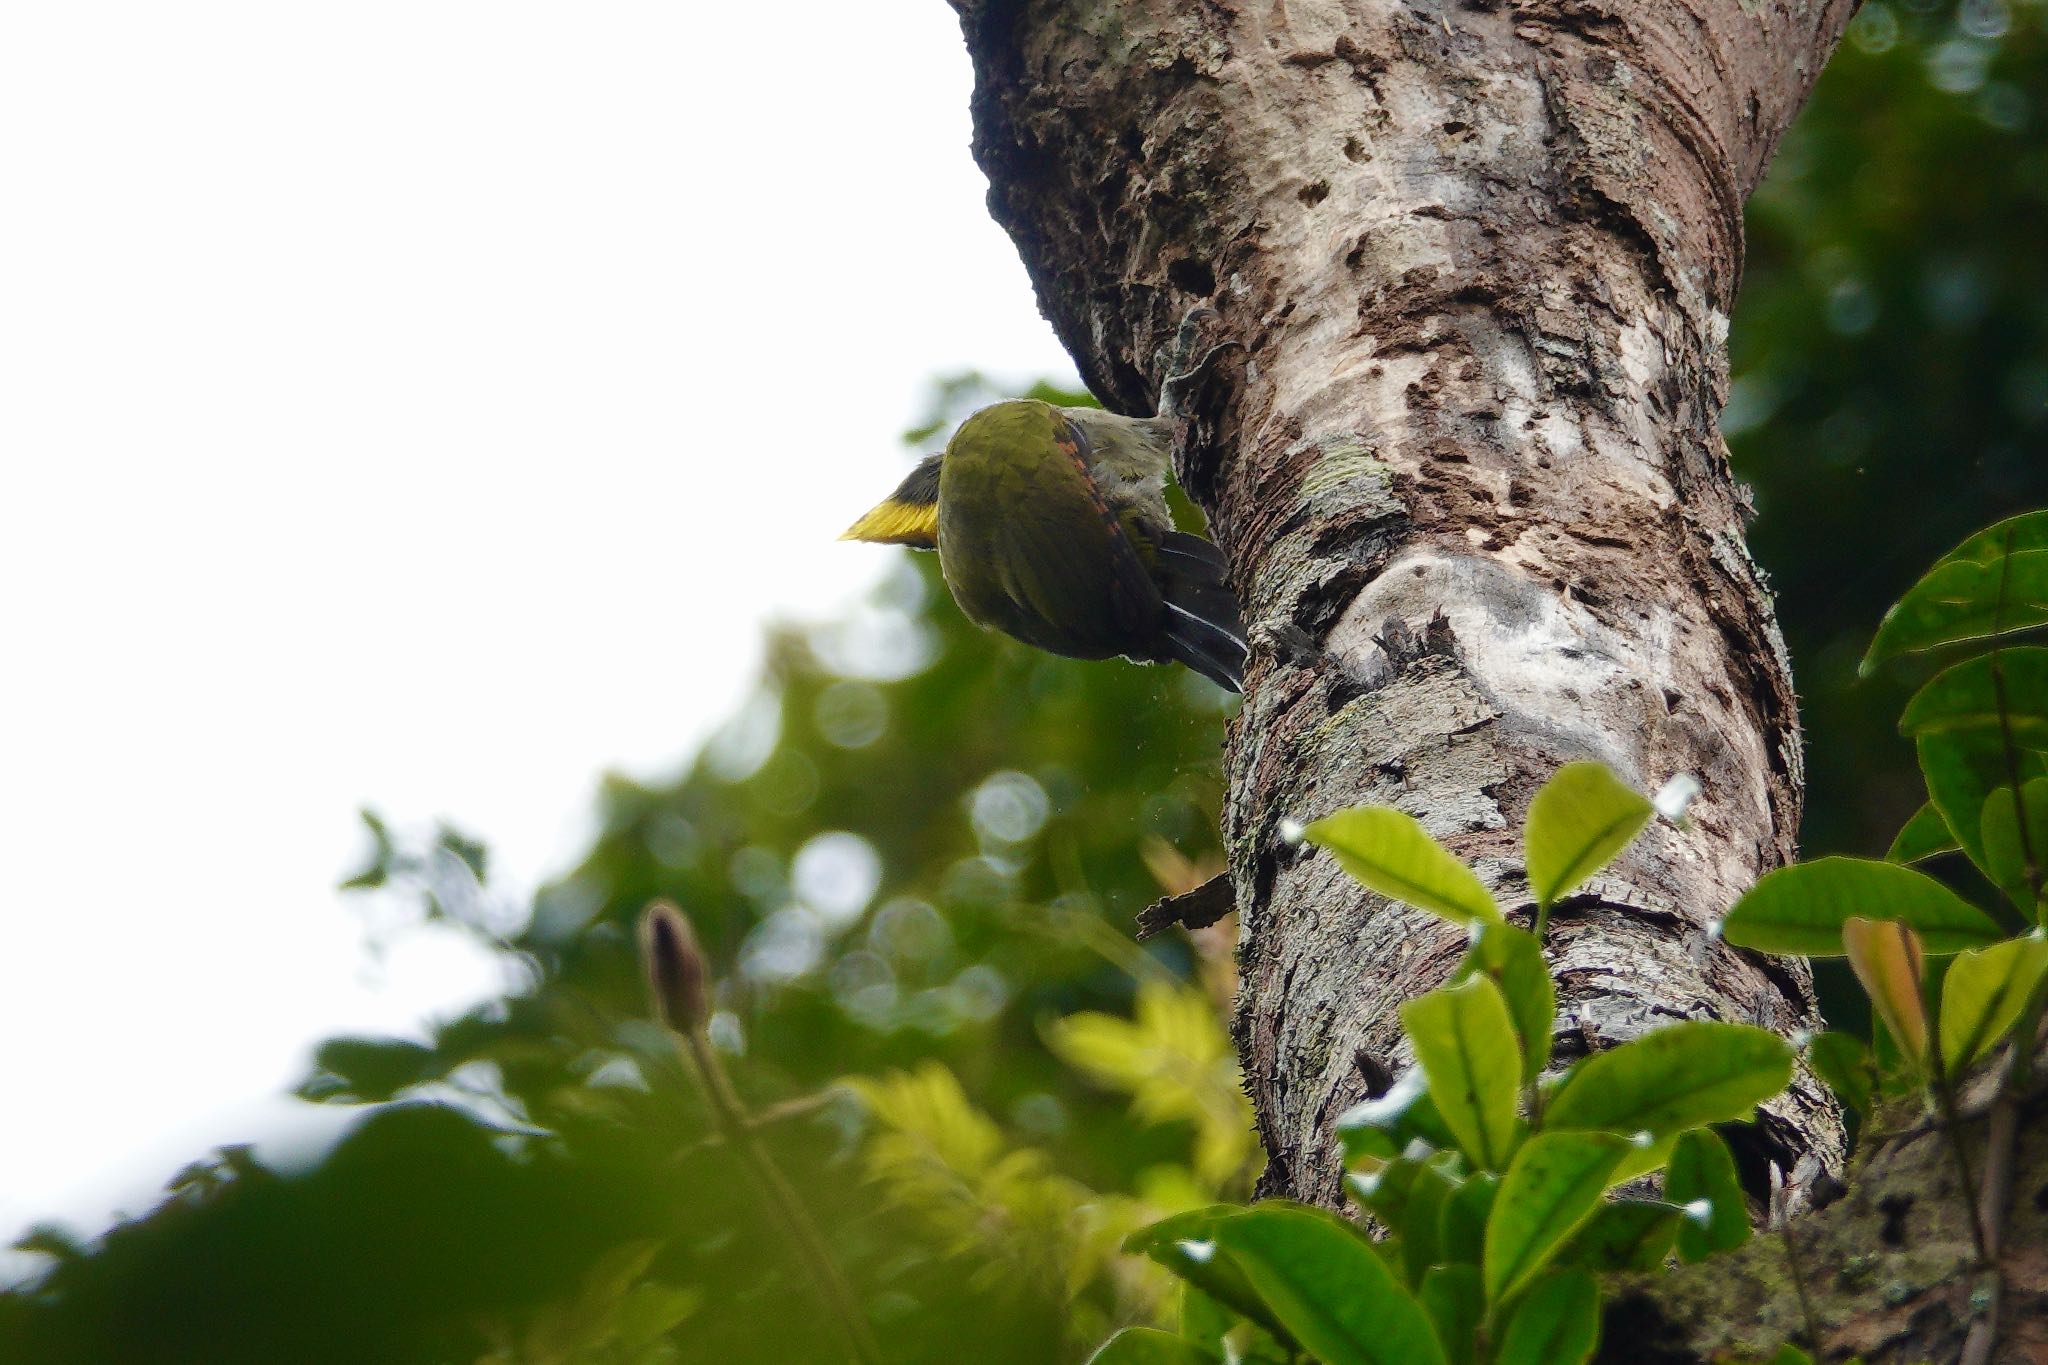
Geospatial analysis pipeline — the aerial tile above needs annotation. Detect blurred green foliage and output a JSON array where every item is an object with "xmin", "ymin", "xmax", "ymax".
[{"xmin": 4, "ymin": 5, "xmax": 2046, "ymax": 1361}]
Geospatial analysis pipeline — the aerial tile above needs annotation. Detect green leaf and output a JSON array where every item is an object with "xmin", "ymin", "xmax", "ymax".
[
  {"xmin": 1087, "ymin": 1327, "xmax": 1219, "ymax": 1365},
  {"xmin": 1862, "ymin": 513, "xmax": 2048, "ymax": 673},
  {"xmin": 1125, "ymin": 1207, "xmax": 1297, "ymax": 1348},
  {"xmin": 1718, "ymin": 856, "xmax": 2006, "ymax": 955},
  {"xmin": 1666, "ymin": 1130, "xmax": 1751, "ymax": 1263},
  {"xmin": 1346, "ymin": 1158, "xmax": 1455, "ymax": 1281},
  {"xmin": 1980, "ymin": 780, "xmax": 2048, "ymax": 912},
  {"xmin": 1484, "ymin": 1131, "xmax": 1630, "ymax": 1305},
  {"xmin": 1524, "ymin": 762, "xmax": 1653, "ymax": 909},
  {"xmin": 1438, "ymin": 1173, "xmax": 1498, "ymax": 1266},
  {"xmin": 1178, "ymin": 1285, "xmax": 1234, "ymax": 1354},
  {"xmin": 1543, "ymin": 1022, "xmax": 1793, "ymax": 1138},
  {"xmin": 1902, "ymin": 648, "xmax": 2048, "ymax": 745},
  {"xmin": 1886, "ymin": 802, "xmax": 1961, "ymax": 865},
  {"xmin": 1917, "ymin": 731, "xmax": 2048, "ymax": 876},
  {"xmin": 1303, "ymin": 807, "xmax": 1502, "ymax": 926},
  {"xmin": 1495, "ymin": 1267, "xmax": 1601, "ymax": 1365},
  {"xmin": 1398, "ymin": 1163, "xmax": 1455, "ymax": 1288},
  {"xmin": 1939, "ymin": 933, "xmax": 2048, "ymax": 1073},
  {"xmin": 1762, "ymin": 1346, "xmax": 1816, "ymax": 1365},
  {"xmin": 1460, "ymin": 923, "xmax": 1556, "ymax": 1084},
  {"xmin": 1418, "ymin": 1265, "xmax": 1483, "ymax": 1365},
  {"xmin": 1401, "ymin": 976, "xmax": 1522, "ymax": 1172},
  {"xmin": 1561, "ymin": 1199, "xmax": 1683, "ymax": 1272},
  {"xmin": 1336, "ymin": 1069, "xmax": 1458, "ymax": 1166},
  {"xmin": 1212, "ymin": 1206, "xmax": 1448, "ymax": 1365},
  {"xmin": 1806, "ymin": 1031, "xmax": 1876, "ymax": 1114}
]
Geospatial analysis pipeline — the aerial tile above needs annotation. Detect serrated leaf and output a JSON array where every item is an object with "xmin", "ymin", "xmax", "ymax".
[
  {"xmin": 1495, "ymin": 1267, "xmax": 1601, "ymax": 1365},
  {"xmin": 1886, "ymin": 802, "xmax": 1961, "ymax": 865},
  {"xmin": 1484, "ymin": 1132, "xmax": 1629, "ymax": 1305},
  {"xmin": 1843, "ymin": 917, "xmax": 1928, "ymax": 1069},
  {"xmin": 1304, "ymin": 807, "xmax": 1501, "ymax": 926},
  {"xmin": 1543, "ymin": 1022, "xmax": 1793, "ymax": 1138},
  {"xmin": 1561, "ymin": 1199, "xmax": 1683, "ymax": 1272},
  {"xmin": 1212, "ymin": 1206, "xmax": 1448, "ymax": 1365},
  {"xmin": 1086, "ymin": 1327, "xmax": 1219, "ymax": 1364},
  {"xmin": 1719, "ymin": 856, "xmax": 2005, "ymax": 955},
  {"xmin": 1980, "ymin": 780, "xmax": 2048, "ymax": 913},
  {"xmin": 1402, "ymin": 977, "xmax": 1522, "ymax": 1172},
  {"xmin": 1460, "ymin": 923, "xmax": 1556, "ymax": 1084},
  {"xmin": 1666, "ymin": 1129, "xmax": 1751, "ymax": 1263},
  {"xmin": 1524, "ymin": 762, "xmax": 1653, "ymax": 909},
  {"xmin": 1806, "ymin": 1031, "xmax": 1875, "ymax": 1114},
  {"xmin": 1419, "ymin": 1265, "xmax": 1483, "ymax": 1365},
  {"xmin": 1862, "ymin": 513, "xmax": 2048, "ymax": 673},
  {"xmin": 1939, "ymin": 933, "xmax": 2048, "ymax": 1073}
]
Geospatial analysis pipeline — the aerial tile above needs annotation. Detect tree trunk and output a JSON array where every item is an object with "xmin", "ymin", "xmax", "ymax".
[{"xmin": 953, "ymin": 0, "xmax": 1854, "ymax": 1206}]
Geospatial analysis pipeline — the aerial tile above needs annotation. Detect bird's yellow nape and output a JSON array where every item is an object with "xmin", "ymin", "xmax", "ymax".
[{"xmin": 840, "ymin": 498, "xmax": 938, "ymax": 548}]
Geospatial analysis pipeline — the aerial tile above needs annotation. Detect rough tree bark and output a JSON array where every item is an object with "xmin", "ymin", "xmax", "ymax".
[{"xmin": 947, "ymin": 0, "xmax": 1931, "ymax": 1352}]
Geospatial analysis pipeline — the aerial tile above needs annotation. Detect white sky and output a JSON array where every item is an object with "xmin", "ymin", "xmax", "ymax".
[{"xmin": 0, "ymin": 3, "xmax": 1076, "ymax": 1247}]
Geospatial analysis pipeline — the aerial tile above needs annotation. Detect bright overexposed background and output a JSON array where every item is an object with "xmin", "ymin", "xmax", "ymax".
[{"xmin": 0, "ymin": 3, "xmax": 1075, "ymax": 1247}]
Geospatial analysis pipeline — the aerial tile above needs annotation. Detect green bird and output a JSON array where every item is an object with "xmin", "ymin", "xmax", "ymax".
[{"xmin": 842, "ymin": 398, "xmax": 1247, "ymax": 691}]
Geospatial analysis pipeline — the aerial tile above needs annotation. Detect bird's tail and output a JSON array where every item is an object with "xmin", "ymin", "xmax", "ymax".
[{"xmin": 1154, "ymin": 531, "xmax": 1247, "ymax": 692}]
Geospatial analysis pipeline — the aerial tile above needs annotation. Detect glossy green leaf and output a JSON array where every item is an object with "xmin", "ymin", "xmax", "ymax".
[
  {"xmin": 1718, "ymin": 856, "xmax": 2005, "ymax": 955},
  {"xmin": 1543, "ymin": 1022, "xmax": 1793, "ymax": 1138},
  {"xmin": 1178, "ymin": 1285, "xmax": 1234, "ymax": 1355},
  {"xmin": 1524, "ymin": 762, "xmax": 1653, "ymax": 909},
  {"xmin": 1125, "ymin": 1207, "xmax": 1296, "ymax": 1348},
  {"xmin": 1336, "ymin": 1069, "xmax": 1458, "ymax": 1166},
  {"xmin": 1212, "ymin": 1206, "xmax": 1447, "ymax": 1365},
  {"xmin": 1806, "ymin": 1031, "xmax": 1875, "ymax": 1114},
  {"xmin": 1401, "ymin": 976, "xmax": 1522, "ymax": 1172},
  {"xmin": 1347, "ymin": 1158, "xmax": 1455, "ymax": 1275},
  {"xmin": 1862, "ymin": 512, "xmax": 2048, "ymax": 673},
  {"xmin": 1902, "ymin": 648, "xmax": 2048, "ymax": 745},
  {"xmin": 1917, "ymin": 731, "xmax": 2048, "ymax": 875},
  {"xmin": 1666, "ymin": 1130, "xmax": 1751, "ymax": 1263},
  {"xmin": 1939, "ymin": 933, "xmax": 2048, "ymax": 1073},
  {"xmin": 1495, "ymin": 1267, "xmax": 1601, "ymax": 1365},
  {"xmin": 1461, "ymin": 923, "xmax": 1556, "ymax": 1084},
  {"xmin": 1303, "ymin": 807, "xmax": 1502, "ymax": 926},
  {"xmin": 1886, "ymin": 802, "xmax": 1960, "ymax": 865},
  {"xmin": 1438, "ymin": 1173, "xmax": 1498, "ymax": 1267},
  {"xmin": 1087, "ymin": 1327, "xmax": 1219, "ymax": 1365},
  {"xmin": 1398, "ymin": 1163, "xmax": 1454, "ymax": 1288},
  {"xmin": 1418, "ymin": 1265, "xmax": 1483, "ymax": 1365},
  {"xmin": 1484, "ymin": 1132, "xmax": 1629, "ymax": 1305},
  {"xmin": 1561, "ymin": 1199, "xmax": 1684, "ymax": 1272},
  {"xmin": 1980, "ymin": 780, "xmax": 2048, "ymax": 912}
]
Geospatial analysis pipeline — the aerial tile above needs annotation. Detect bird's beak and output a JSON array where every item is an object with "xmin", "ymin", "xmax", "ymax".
[{"xmin": 840, "ymin": 498, "xmax": 939, "ymax": 548}]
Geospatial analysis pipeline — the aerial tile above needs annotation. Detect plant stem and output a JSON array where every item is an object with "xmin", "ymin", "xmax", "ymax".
[
  {"xmin": 1778, "ymin": 1221, "xmax": 1823, "ymax": 1351},
  {"xmin": 674, "ymin": 1028, "xmax": 883, "ymax": 1365},
  {"xmin": 1929, "ymin": 1070, "xmax": 1990, "ymax": 1265}
]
